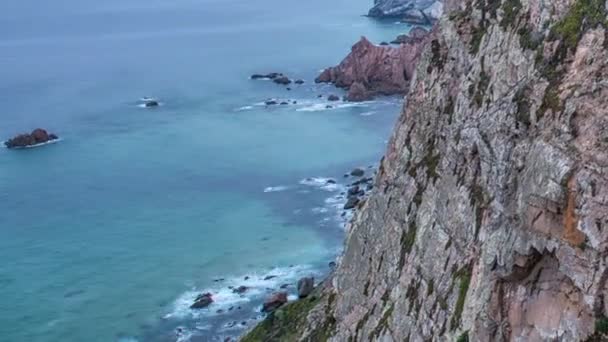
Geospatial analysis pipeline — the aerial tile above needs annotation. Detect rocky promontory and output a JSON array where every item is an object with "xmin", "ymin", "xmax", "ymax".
[
  {"xmin": 315, "ymin": 33, "xmax": 429, "ymax": 101},
  {"xmin": 4, "ymin": 129, "xmax": 59, "ymax": 149},
  {"xmin": 368, "ymin": 0, "xmax": 443, "ymax": 24}
]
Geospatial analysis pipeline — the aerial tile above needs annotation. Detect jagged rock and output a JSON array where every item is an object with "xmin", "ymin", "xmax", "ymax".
[
  {"xmin": 315, "ymin": 36, "xmax": 428, "ymax": 100},
  {"xmin": 243, "ymin": 0, "xmax": 608, "ymax": 341},
  {"xmin": 190, "ymin": 293, "xmax": 213, "ymax": 309},
  {"xmin": 4, "ymin": 128, "xmax": 59, "ymax": 149},
  {"xmin": 297, "ymin": 277, "xmax": 314, "ymax": 298},
  {"xmin": 261, "ymin": 292, "xmax": 287, "ymax": 313},
  {"xmin": 368, "ymin": 0, "xmax": 443, "ymax": 25}
]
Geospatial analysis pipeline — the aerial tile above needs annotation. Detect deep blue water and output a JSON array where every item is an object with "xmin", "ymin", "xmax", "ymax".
[{"xmin": 0, "ymin": 0, "xmax": 411, "ymax": 340}]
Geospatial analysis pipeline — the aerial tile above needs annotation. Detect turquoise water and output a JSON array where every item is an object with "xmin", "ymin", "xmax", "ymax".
[{"xmin": 0, "ymin": 0, "xmax": 410, "ymax": 340}]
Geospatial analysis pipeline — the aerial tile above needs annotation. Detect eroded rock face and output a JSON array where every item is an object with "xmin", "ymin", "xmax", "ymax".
[
  {"xmin": 369, "ymin": 0, "xmax": 443, "ymax": 24},
  {"xmin": 243, "ymin": 0, "xmax": 608, "ymax": 340},
  {"xmin": 316, "ymin": 36, "xmax": 429, "ymax": 101}
]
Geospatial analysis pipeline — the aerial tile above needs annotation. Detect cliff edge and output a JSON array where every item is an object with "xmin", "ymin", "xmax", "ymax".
[{"xmin": 243, "ymin": 0, "xmax": 608, "ymax": 340}]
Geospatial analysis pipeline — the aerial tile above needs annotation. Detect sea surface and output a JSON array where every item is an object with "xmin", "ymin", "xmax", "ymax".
[{"xmin": 0, "ymin": 0, "xmax": 412, "ymax": 340}]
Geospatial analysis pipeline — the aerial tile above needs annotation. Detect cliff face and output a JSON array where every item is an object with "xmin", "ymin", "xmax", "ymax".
[{"xmin": 243, "ymin": 0, "xmax": 608, "ymax": 340}]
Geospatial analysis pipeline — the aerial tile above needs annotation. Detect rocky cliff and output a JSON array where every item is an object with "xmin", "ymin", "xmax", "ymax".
[
  {"xmin": 243, "ymin": 0, "xmax": 608, "ymax": 340},
  {"xmin": 369, "ymin": 0, "xmax": 444, "ymax": 24}
]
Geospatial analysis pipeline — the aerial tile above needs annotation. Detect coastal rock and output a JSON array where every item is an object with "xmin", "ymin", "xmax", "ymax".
[
  {"xmin": 244, "ymin": 0, "xmax": 608, "ymax": 340},
  {"xmin": 265, "ymin": 100, "xmax": 278, "ymax": 105},
  {"xmin": 233, "ymin": 286, "xmax": 249, "ymax": 294},
  {"xmin": 297, "ymin": 277, "xmax": 314, "ymax": 298},
  {"xmin": 391, "ymin": 26, "xmax": 429, "ymax": 45},
  {"xmin": 350, "ymin": 168, "xmax": 365, "ymax": 177},
  {"xmin": 251, "ymin": 73, "xmax": 283, "ymax": 80},
  {"xmin": 261, "ymin": 292, "xmax": 287, "ymax": 313},
  {"xmin": 190, "ymin": 293, "xmax": 213, "ymax": 309},
  {"xmin": 327, "ymin": 94, "xmax": 340, "ymax": 101},
  {"xmin": 144, "ymin": 100, "xmax": 159, "ymax": 107},
  {"xmin": 315, "ymin": 35, "xmax": 428, "ymax": 100},
  {"xmin": 343, "ymin": 197, "xmax": 359, "ymax": 210},
  {"xmin": 294, "ymin": 79, "xmax": 305, "ymax": 84},
  {"xmin": 273, "ymin": 76, "xmax": 291, "ymax": 85},
  {"xmin": 368, "ymin": 0, "xmax": 443, "ymax": 24},
  {"xmin": 4, "ymin": 128, "xmax": 59, "ymax": 149},
  {"xmin": 345, "ymin": 81, "xmax": 374, "ymax": 102}
]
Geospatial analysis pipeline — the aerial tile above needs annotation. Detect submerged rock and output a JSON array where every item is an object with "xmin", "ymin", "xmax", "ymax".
[
  {"xmin": 190, "ymin": 293, "xmax": 213, "ymax": 309},
  {"xmin": 294, "ymin": 79, "xmax": 305, "ymax": 84},
  {"xmin": 233, "ymin": 286, "xmax": 249, "ymax": 294},
  {"xmin": 261, "ymin": 292, "xmax": 288, "ymax": 313},
  {"xmin": 4, "ymin": 128, "xmax": 59, "ymax": 149},
  {"xmin": 297, "ymin": 277, "xmax": 314, "ymax": 298}
]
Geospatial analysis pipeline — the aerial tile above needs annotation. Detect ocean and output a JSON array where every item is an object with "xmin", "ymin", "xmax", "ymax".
[{"xmin": 0, "ymin": 0, "xmax": 411, "ymax": 340}]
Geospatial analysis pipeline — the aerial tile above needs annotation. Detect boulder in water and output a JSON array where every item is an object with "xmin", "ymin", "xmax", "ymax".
[
  {"xmin": 4, "ymin": 128, "xmax": 59, "ymax": 149},
  {"xmin": 190, "ymin": 292, "xmax": 213, "ymax": 309},
  {"xmin": 327, "ymin": 94, "xmax": 340, "ymax": 101},
  {"xmin": 350, "ymin": 168, "xmax": 365, "ymax": 177},
  {"xmin": 273, "ymin": 76, "xmax": 292, "ymax": 85}
]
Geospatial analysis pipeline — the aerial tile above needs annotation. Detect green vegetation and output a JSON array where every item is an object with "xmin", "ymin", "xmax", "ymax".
[
  {"xmin": 450, "ymin": 266, "xmax": 472, "ymax": 330},
  {"xmin": 457, "ymin": 331, "xmax": 470, "ymax": 342},
  {"xmin": 500, "ymin": 0, "xmax": 522, "ymax": 28},
  {"xmin": 551, "ymin": 0, "xmax": 607, "ymax": 50},
  {"xmin": 371, "ymin": 304, "xmax": 395, "ymax": 339},
  {"xmin": 242, "ymin": 292, "xmax": 335, "ymax": 342},
  {"xmin": 513, "ymin": 86, "xmax": 531, "ymax": 128},
  {"xmin": 470, "ymin": 26, "xmax": 485, "ymax": 55},
  {"xmin": 596, "ymin": 316, "xmax": 608, "ymax": 334}
]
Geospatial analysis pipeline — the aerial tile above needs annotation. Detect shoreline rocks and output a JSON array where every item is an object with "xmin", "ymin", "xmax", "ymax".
[
  {"xmin": 297, "ymin": 277, "xmax": 314, "ymax": 298},
  {"xmin": 262, "ymin": 292, "xmax": 288, "ymax": 313},
  {"xmin": 4, "ymin": 128, "xmax": 59, "ymax": 149},
  {"xmin": 190, "ymin": 293, "xmax": 213, "ymax": 309},
  {"xmin": 315, "ymin": 35, "xmax": 429, "ymax": 101}
]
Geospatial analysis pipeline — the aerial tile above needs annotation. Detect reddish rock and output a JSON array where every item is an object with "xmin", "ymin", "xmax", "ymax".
[
  {"xmin": 262, "ymin": 292, "xmax": 288, "ymax": 313},
  {"xmin": 4, "ymin": 128, "xmax": 59, "ymax": 149},
  {"xmin": 315, "ymin": 35, "xmax": 429, "ymax": 100}
]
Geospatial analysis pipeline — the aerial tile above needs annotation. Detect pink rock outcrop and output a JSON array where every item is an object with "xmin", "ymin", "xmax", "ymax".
[{"xmin": 315, "ymin": 34, "xmax": 429, "ymax": 101}]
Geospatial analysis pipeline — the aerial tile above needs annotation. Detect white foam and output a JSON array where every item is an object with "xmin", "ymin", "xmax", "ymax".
[
  {"xmin": 360, "ymin": 111, "xmax": 376, "ymax": 116},
  {"xmin": 299, "ymin": 177, "xmax": 341, "ymax": 191},
  {"xmin": 263, "ymin": 186, "xmax": 289, "ymax": 193},
  {"xmin": 236, "ymin": 105, "xmax": 254, "ymax": 111},
  {"xmin": 3, "ymin": 138, "xmax": 61, "ymax": 150},
  {"xmin": 164, "ymin": 265, "xmax": 318, "ymax": 320},
  {"xmin": 296, "ymin": 101, "xmax": 373, "ymax": 112}
]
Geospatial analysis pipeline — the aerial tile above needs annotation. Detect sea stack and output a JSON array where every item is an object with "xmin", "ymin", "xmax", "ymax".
[{"xmin": 4, "ymin": 128, "xmax": 59, "ymax": 149}]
